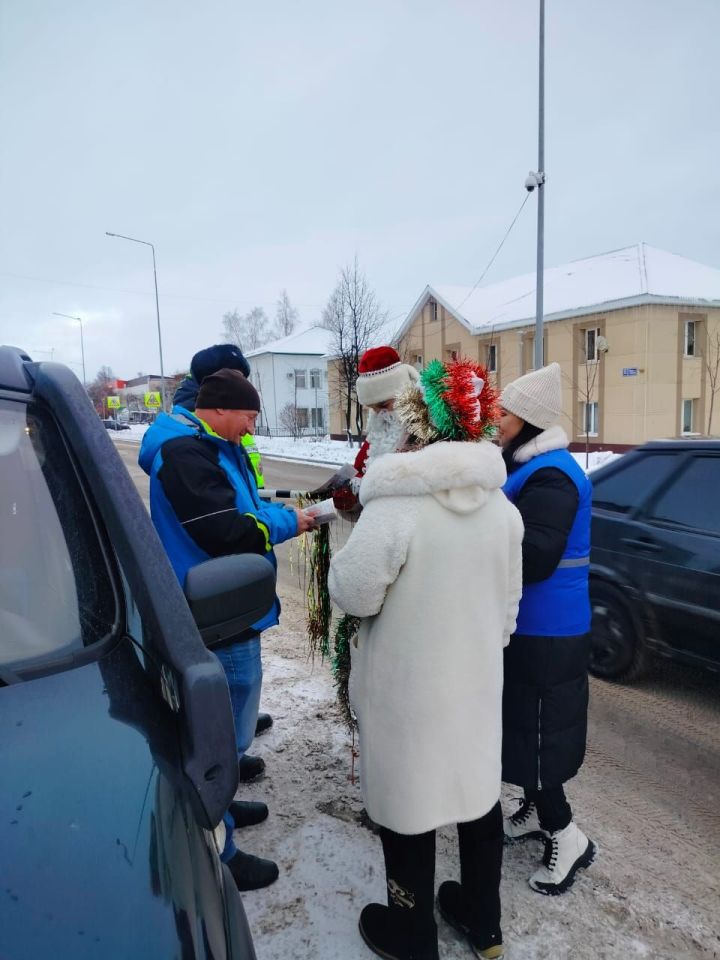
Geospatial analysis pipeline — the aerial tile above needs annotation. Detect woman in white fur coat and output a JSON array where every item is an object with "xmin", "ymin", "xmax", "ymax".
[{"xmin": 328, "ymin": 359, "xmax": 523, "ymax": 960}]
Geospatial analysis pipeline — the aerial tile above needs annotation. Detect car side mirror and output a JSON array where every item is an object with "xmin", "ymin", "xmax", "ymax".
[{"xmin": 184, "ymin": 554, "xmax": 276, "ymax": 647}]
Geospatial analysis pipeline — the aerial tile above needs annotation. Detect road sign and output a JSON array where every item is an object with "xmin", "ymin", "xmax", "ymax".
[
  {"xmin": 107, "ymin": 396, "xmax": 121, "ymax": 409},
  {"xmin": 144, "ymin": 392, "xmax": 161, "ymax": 409},
  {"xmin": 622, "ymin": 368, "xmax": 639, "ymax": 377}
]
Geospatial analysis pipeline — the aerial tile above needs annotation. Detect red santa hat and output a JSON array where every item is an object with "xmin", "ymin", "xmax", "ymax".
[{"xmin": 356, "ymin": 346, "xmax": 419, "ymax": 406}]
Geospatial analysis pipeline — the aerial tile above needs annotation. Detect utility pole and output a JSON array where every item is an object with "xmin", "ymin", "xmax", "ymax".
[
  {"xmin": 534, "ymin": 0, "xmax": 546, "ymax": 371},
  {"xmin": 52, "ymin": 313, "xmax": 86, "ymax": 386}
]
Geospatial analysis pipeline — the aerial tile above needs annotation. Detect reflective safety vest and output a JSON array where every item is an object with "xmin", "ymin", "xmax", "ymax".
[
  {"xmin": 242, "ymin": 434, "xmax": 264, "ymax": 489},
  {"xmin": 503, "ymin": 448, "xmax": 592, "ymax": 637}
]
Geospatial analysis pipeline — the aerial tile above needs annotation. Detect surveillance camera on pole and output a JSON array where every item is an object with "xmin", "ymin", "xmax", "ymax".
[{"xmin": 525, "ymin": 171, "xmax": 546, "ymax": 193}]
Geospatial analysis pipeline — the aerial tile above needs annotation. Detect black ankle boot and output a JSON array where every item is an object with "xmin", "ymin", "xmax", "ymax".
[{"xmin": 437, "ymin": 882, "xmax": 504, "ymax": 959}]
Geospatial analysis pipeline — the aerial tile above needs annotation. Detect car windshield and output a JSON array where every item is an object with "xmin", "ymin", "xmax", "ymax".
[{"xmin": 0, "ymin": 399, "xmax": 116, "ymax": 670}]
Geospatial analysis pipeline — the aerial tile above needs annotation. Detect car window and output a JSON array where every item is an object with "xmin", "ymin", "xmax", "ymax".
[
  {"xmin": 592, "ymin": 453, "xmax": 678, "ymax": 513},
  {"xmin": 647, "ymin": 456, "xmax": 720, "ymax": 535},
  {"xmin": 0, "ymin": 399, "xmax": 117, "ymax": 670}
]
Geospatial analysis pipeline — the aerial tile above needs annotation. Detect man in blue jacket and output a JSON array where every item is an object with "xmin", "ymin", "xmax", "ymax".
[{"xmin": 139, "ymin": 368, "xmax": 315, "ymax": 891}]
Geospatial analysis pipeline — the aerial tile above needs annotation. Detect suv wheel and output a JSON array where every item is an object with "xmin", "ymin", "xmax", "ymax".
[{"xmin": 589, "ymin": 581, "xmax": 648, "ymax": 681}]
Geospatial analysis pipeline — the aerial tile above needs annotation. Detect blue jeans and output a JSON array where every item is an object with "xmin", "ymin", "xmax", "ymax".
[
  {"xmin": 214, "ymin": 632, "xmax": 263, "ymax": 758},
  {"xmin": 215, "ymin": 632, "xmax": 263, "ymax": 863}
]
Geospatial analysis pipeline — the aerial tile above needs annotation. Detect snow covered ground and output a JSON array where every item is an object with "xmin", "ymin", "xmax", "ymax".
[
  {"xmin": 115, "ymin": 423, "xmax": 622, "ymax": 473},
  {"xmin": 239, "ymin": 574, "xmax": 720, "ymax": 960}
]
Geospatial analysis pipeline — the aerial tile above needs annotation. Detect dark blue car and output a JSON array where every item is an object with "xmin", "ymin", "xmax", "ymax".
[{"xmin": 0, "ymin": 346, "xmax": 275, "ymax": 958}]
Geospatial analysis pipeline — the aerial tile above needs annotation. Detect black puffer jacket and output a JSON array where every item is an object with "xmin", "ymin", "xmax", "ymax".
[{"xmin": 501, "ymin": 428, "xmax": 590, "ymax": 790}]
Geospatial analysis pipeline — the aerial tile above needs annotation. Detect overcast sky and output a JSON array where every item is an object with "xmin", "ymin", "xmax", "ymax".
[{"xmin": 1, "ymin": 0, "xmax": 718, "ymax": 381}]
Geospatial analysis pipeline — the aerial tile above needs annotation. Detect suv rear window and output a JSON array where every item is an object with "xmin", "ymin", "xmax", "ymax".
[
  {"xmin": 592, "ymin": 453, "xmax": 678, "ymax": 513},
  {"xmin": 0, "ymin": 399, "xmax": 117, "ymax": 670}
]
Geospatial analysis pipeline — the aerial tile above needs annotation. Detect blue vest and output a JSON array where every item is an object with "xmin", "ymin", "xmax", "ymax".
[
  {"xmin": 140, "ymin": 412, "xmax": 297, "ymax": 634},
  {"xmin": 503, "ymin": 448, "xmax": 592, "ymax": 637}
]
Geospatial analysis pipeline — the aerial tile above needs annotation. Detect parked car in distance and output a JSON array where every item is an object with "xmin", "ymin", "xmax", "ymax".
[
  {"xmin": 102, "ymin": 417, "xmax": 131, "ymax": 430},
  {"xmin": 1, "ymin": 346, "xmax": 275, "ymax": 959},
  {"xmin": 589, "ymin": 439, "xmax": 720, "ymax": 681}
]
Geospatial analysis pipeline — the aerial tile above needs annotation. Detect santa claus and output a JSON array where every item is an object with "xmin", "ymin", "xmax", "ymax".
[{"xmin": 333, "ymin": 346, "xmax": 419, "ymax": 512}]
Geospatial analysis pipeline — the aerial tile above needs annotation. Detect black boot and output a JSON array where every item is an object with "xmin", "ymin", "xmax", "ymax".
[
  {"xmin": 437, "ymin": 803, "xmax": 504, "ymax": 959},
  {"xmin": 238, "ymin": 754, "xmax": 266, "ymax": 782},
  {"xmin": 226, "ymin": 849, "xmax": 279, "ymax": 891},
  {"xmin": 358, "ymin": 827, "xmax": 439, "ymax": 960},
  {"xmin": 228, "ymin": 799, "xmax": 268, "ymax": 828},
  {"xmin": 255, "ymin": 712, "xmax": 273, "ymax": 736}
]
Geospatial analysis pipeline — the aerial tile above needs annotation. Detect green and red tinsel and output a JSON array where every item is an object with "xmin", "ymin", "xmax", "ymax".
[{"xmin": 396, "ymin": 357, "xmax": 499, "ymax": 444}]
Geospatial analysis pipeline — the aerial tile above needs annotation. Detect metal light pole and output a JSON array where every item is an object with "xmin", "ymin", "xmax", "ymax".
[
  {"xmin": 105, "ymin": 231, "xmax": 166, "ymax": 411},
  {"xmin": 534, "ymin": 0, "xmax": 546, "ymax": 371},
  {"xmin": 53, "ymin": 312, "xmax": 86, "ymax": 386}
]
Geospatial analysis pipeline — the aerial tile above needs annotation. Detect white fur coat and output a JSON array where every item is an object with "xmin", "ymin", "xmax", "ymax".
[{"xmin": 328, "ymin": 441, "xmax": 524, "ymax": 835}]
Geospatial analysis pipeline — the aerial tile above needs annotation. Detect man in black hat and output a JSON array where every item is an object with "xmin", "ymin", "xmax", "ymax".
[
  {"xmin": 139, "ymin": 369, "xmax": 316, "ymax": 891},
  {"xmin": 174, "ymin": 344, "xmax": 270, "ymax": 747}
]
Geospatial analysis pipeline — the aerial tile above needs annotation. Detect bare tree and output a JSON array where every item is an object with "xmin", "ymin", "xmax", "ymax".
[
  {"xmin": 576, "ymin": 328, "xmax": 607, "ymax": 468},
  {"xmin": 279, "ymin": 401, "xmax": 304, "ymax": 439},
  {"xmin": 703, "ymin": 327, "xmax": 720, "ymax": 436},
  {"xmin": 222, "ymin": 307, "xmax": 270, "ymax": 352},
  {"xmin": 273, "ymin": 289, "xmax": 298, "ymax": 339},
  {"xmin": 323, "ymin": 258, "xmax": 387, "ymax": 442},
  {"xmin": 86, "ymin": 365, "xmax": 116, "ymax": 416}
]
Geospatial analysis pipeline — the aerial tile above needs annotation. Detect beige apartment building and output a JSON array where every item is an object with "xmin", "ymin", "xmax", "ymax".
[{"xmin": 329, "ymin": 244, "xmax": 720, "ymax": 449}]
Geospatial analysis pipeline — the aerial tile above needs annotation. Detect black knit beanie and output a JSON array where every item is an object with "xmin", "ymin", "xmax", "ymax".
[
  {"xmin": 191, "ymin": 343, "xmax": 250, "ymax": 381},
  {"xmin": 196, "ymin": 369, "xmax": 261, "ymax": 411}
]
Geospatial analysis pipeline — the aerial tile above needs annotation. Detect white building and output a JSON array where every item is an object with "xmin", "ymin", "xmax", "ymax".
[{"xmin": 246, "ymin": 326, "xmax": 334, "ymax": 436}]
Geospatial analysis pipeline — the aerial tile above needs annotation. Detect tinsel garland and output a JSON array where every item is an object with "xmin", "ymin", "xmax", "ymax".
[
  {"xmin": 395, "ymin": 358, "xmax": 499, "ymax": 444},
  {"xmin": 331, "ymin": 614, "xmax": 360, "ymax": 732},
  {"xmin": 304, "ymin": 522, "xmax": 332, "ymax": 660}
]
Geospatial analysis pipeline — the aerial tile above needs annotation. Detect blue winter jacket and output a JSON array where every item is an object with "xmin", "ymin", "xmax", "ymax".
[
  {"xmin": 138, "ymin": 410, "xmax": 298, "ymax": 632},
  {"xmin": 503, "ymin": 448, "xmax": 592, "ymax": 637}
]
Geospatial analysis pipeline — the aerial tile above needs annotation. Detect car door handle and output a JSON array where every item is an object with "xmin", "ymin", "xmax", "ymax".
[{"xmin": 621, "ymin": 537, "xmax": 663, "ymax": 553}]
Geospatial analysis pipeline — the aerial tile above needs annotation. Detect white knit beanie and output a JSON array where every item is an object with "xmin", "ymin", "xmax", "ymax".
[{"xmin": 500, "ymin": 362, "xmax": 562, "ymax": 429}]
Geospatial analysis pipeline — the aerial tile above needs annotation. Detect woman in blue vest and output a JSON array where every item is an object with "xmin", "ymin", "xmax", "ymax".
[{"xmin": 498, "ymin": 362, "xmax": 598, "ymax": 896}]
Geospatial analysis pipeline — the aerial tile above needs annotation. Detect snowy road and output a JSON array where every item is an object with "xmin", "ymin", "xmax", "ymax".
[{"xmin": 115, "ymin": 441, "xmax": 720, "ymax": 959}]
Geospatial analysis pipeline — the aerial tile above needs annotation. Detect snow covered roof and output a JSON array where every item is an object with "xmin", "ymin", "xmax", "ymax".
[
  {"xmin": 246, "ymin": 325, "xmax": 335, "ymax": 358},
  {"xmin": 397, "ymin": 243, "xmax": 720, "ymax": 339}
]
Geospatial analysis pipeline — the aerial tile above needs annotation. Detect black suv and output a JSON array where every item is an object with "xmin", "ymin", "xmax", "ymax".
[
  {"xmin": 590, "ymin": 439, "xmax": 720, "ymax": 680},
  {"xmin": 0, "ymin": 346, "xmax": 275, "ymax": 959}
]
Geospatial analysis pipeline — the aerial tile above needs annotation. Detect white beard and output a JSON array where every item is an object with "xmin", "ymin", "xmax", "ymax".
[{"xmin": 365, "ymin": 409, "xmax": 407, "ymax": 467}]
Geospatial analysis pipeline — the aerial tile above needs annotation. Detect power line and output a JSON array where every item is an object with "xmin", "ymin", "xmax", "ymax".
[
  {"xmin": 0, "ymin": 270, "xmax": 326, "ymax": 312},
  {"xmin": 455, "ymin": 193, "xmax": 531, "ymax": 313}
]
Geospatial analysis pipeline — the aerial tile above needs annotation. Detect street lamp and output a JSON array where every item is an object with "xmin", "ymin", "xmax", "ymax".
[
  {"xmin": 105, "ymin": 231, "xmax": 166, "ymax": 411},
  {"xmin": 52, "ymin": 312, "xmax": 86, "ymax": 386},
  {"xmin": 524, "ymin": 0, "xmax": 546, "ymax": 370}
]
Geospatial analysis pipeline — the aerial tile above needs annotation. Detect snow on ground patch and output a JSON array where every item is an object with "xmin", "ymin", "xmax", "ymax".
[{"xmin": 114, "ymin": 422, "xmax": 623, "ymax": 474}]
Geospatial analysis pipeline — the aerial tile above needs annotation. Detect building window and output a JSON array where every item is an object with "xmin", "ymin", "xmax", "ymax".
[
  {"xmin": 580, "ymin": 401, "xmax": 599, "ymax": 437},
  {"xmin": 414, "ymin": 354, "xmax": 423, "ymax": 369},
  {"xmin": 309, "ymin": 368, "xmax": 321, "ymax": 389},
  {"xmin": 296, "ymin": 408, "xmax": 309, "ymax": 428},
  {"xmin": 486, "ymin": 343, "xmax": 497, "ymax": 373},
  {"xmin": 294, "ymin": 369, "xmax": 307, "ymax": 389},
  {"xmin": 429, "ymin": 300, "xmax": 438, "ymax": 321},
  {"xmin": 681, "ymin": 399, "xmax": 695, "ymax": 435},
  {"xmin": 311, "ymin": 408, "xmax": 324, "ymax": 429},
  {"xmin": 684, "ymin": 320, "xmax": 696, "ymax": 357},
  {"xmin": 584, "ymin": 327, "xmax": 600, "ymax": 363}
]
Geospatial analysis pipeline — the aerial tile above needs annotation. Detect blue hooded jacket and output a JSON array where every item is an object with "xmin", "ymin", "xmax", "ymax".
[{"xmin": 139, "ymin": 410, "xmax": 297, "ymax": 633}]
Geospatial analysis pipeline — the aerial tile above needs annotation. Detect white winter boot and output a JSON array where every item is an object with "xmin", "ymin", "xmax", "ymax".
[
  {"xmin": 503, "ymin": 798, "xmax": 546, "ymax": 843},
  {"xmin": 528, "ymin": 821, "xmax": 597, "ymax": 895}
]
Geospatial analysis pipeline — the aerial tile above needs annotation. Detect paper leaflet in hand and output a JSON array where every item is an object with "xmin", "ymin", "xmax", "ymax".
[{"xmin": 303, "ymin": 498, "xmax": 337, "ymax": 525}]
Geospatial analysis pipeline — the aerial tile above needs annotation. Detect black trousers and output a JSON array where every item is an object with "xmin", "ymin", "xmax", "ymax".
[
  {"xmin": 380, "ymin": 802, "xmax": 503, "ymax": 942},
  {"xmin": 525, "ymin": 785, "xmax": 572, "ymax": 833}
]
